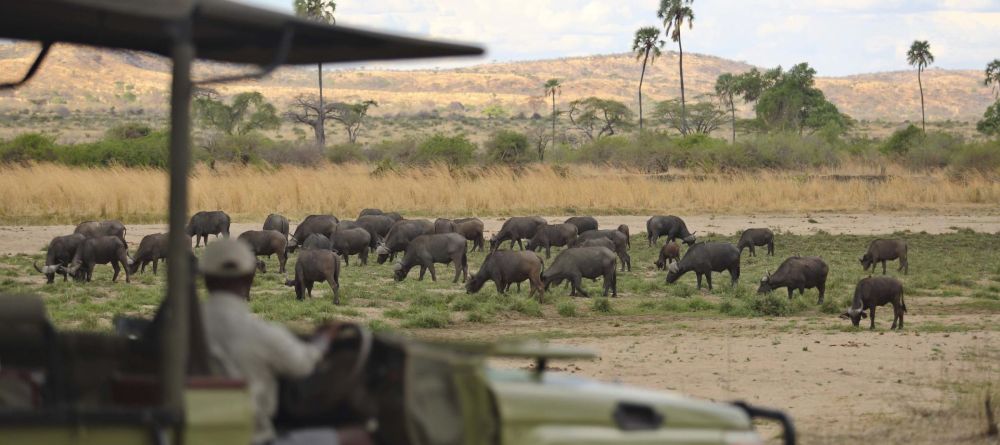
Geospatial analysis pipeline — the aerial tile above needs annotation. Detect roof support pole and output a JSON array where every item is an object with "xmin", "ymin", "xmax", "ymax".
[{"xmin": 162, "ymin": 16, "xmax": 194, "ymax": 438}]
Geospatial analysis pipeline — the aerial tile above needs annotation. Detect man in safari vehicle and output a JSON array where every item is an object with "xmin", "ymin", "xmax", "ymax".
[{"xmin": 199, "ymin": 239, "xmax": 372, "ymax": 445}]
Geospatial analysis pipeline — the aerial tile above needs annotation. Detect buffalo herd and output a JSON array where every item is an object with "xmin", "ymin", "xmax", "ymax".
[{"xmin": 35, "ymin": 212, "xmax": 914, "ymax": 329}]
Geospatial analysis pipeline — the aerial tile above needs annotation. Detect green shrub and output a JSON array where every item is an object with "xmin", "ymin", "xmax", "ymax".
[
  {"xmin": 400, "ymin": 308, "xmax": 450, "ymax": 328},
  {"xmin": 951, "ymin": 140, "xmax": 1000, "ymax": 174},
  {"xmin": 449, "ymin": 295, "xmax": 476, "ymax": 311},
  {"xmin": 510, "ymin": 298, "xmax": 542, "ymax": 317},
  {"xmin": 415, "ymin": 134, "xmax": 476, "ymax": 165},
  {"xmin": 881, "ymin": 125, "xmax": 922, "ymax": 155},
  {"xmin": 556, "ymin": 300, "xmax": 577, "ymax": 317},
  {"xmin": 327, "ymin": 143, "xmax": 365, "ymax": 164},
  {"xmin": 485, "ymin": 130, "xmax": 531, "ymax": 164},
  {"xmin": 63, "ymin": 131, "xmax": 169, "ymax": 167},
  {"xmin": 591, "ymin": 298, "xmax": 613, "ymax": 314},
  {"xmin": 747, "ymin": 293, "xmax": 791, "ymax": 317},
  {"xmin": 687, "ymin": 296, "xmax": 717, "ymax": 311},
  {"xmin": 105, "ymin": 122, "xmax": 152, "ymax": 140},
  {"xmin": 0, "ymin": 133, "xmax": 58, "ymax": 163}
]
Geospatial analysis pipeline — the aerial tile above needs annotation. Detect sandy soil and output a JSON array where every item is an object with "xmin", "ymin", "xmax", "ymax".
[
  {"xmin": 2, "ymin": 213, "xmax": 999, "ymax": 255},
  {"xmin": 430, "ymin": 313, "xmax": 1000, "ymax": 444}
]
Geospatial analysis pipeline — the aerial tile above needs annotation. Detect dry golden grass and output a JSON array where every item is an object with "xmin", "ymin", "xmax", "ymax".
[{"xmin": 0, "ymin": 163, "xmax": 998, "ymax": 224}]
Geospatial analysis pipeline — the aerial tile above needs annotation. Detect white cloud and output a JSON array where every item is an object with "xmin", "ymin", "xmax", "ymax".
[{"xmin": 240, "ymin": 0, "xmax": 1000, "ymax": 75}]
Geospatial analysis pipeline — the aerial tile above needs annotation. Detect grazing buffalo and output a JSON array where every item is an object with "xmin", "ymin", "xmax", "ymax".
[
  {"xmin": 526, "ymin": 223, "xmax": 578, "ymax": 259},
  {"xmin": 646, "ymin": 215, "xmax": 696, "ymax": 246},
  {"xmin": 564, "ymin": 216, "xmax": 599, "ymax": 234},
  {"xmin": 758, "ymin": 256, "xmax": 829, "ymax": 303},
  {"xmin": 393, "ymin": 233, "xmax": 468, "ymax": 283},
  {"xmin": 434, "ymin": 218, "xmax": 457, "ymax": 234},
  {"xmin": 263, "ymin": 213, "xmax": 290, "ymax": 241},
  {"xmin": 285, "ymin": 249, "xmax": 341, "ymax": 304},
  {"xmin": 128, "ymin": 233, "xmax": 169, "ymax": 275},
  {"xmin": 466, "ymin": 250, "xmax": 545, "ymax": 301},
  {"xmin": 360, "ymin": 209, "xmax": 403, "ymax": 222},
  {"xmin": 542, "ymin": 247, "xmax": 617, "ymax": 298},
  {"xmin": 34, "ymin": 233, "xmax": 86, "ymax": 283},
  {"xmin": 617, "ymin": 224, "xmax": 631, "ymax": 249},
  {"xmin": 841, "ymin": 276, "xmax": 906, "ymax": 330},
  {"xmin": 358, "ymin": 208, "xmax": 384, "ymax": 218},
  {"xmin": 454, "ymin": 217, "xmax": 486, "ymax": 252},
  {"xmin": 74, "ymin": 220, "xmax": 127, "ymax": 242},
  {"xmin": 575, "ymin": 230, "xmax": 631, "ymax": 272},
  {"xmin": 63, "ymin": 235, "xmax": 131, "ymax": 283},
  {"xmin": 490, "ymin": 216, "xmax": 547, "ymax": 251},
  {"xmin": 654, "ymin": 242, "xmax": 681, "ymax": 270},
  {"xmin": 238, "ymin": 230, "xmax": 288, "ymax": 273},
  {"xmin": 375, "ymin": 219, "xmax": 434, "ymax": 264},
  {"xmin": 738, "ymin": 228, "xmax": 775, "ymax": 257},
  {"xmin": 860, "ymin": 239, "xmax": 909, "ymax": 275},
  {"xmin": 665, "ymin": 242, "xmax": 740, "ymax": 290},
  {"xmin": 356, "ymin": 214, "xmax": 395, "ymax": 249},
  {"xmin": 330, "ymin": 227, "xmax": 371, "ymax": 266},
  {"xmin": 288, "ymin": 214, "xmax": 339, "ymax": 252},
  {"xmin": 187, "ymin": 211, "xmax": 231, "ymax": 247},
  {"xmin": 578, "ymin": 237, "xmax": 615, "ymax": 251},
  {"xmin": 302, "ymin": 233, "xmax": 333, "ymax": 251}
]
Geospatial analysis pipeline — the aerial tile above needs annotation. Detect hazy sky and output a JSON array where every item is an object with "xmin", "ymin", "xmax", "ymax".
[{"xmin": 242, "ymin": 0, "xmax": 1000, "ymax": 76}]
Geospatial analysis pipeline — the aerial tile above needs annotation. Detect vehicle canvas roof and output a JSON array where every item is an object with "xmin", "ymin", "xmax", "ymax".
[{"xmin": 0, "ymin": 0, "xmax": 483, "ymax": 65}]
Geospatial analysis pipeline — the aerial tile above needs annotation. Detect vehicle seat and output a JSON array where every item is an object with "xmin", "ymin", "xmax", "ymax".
[{"xmin": 0, "ymin": 293, "xmax": 63, "ymax": 407}]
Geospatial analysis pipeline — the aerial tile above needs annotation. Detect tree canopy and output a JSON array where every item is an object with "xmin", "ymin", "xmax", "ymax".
[
  {"xmin": 753, "ymin": 63, "xmax": 850, "ymax": 135},
  {"xmin": 193, "ymin": 91, "xmax": 280, "ymax": 136},
  {"xmin": 567, "ymin": 97, "xmax": 634, "ymax": 141}
]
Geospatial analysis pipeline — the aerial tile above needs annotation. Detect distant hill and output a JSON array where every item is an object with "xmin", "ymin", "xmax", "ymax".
[{"xmin": 0, "ymin": 42, "xmax": 993, "ymax": 122}]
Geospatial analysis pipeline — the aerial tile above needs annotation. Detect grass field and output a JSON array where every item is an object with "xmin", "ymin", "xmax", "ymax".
[
  {"xmin": 1, "ymin": 163, "xmax": 999, "ymax": 224},
  {"xmin": 1, "ymin": 230, "xmax": 997, "ymax": 333}
]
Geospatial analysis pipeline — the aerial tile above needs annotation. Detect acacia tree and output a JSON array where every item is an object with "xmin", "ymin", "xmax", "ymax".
[
  {"xmin": 567, "ymin": 97, "xmax": 634, "ymax": 141},
  {"xmin": 294, "ymin": 0, "xmax": 336, "ymax": 147},
  {"xmin": 543, "ymin": 79, "xmax": 562, "ymax": 147},
  {"xmin": 654, "ymin": 98, "xmax": 724, "ymax": 135},
  {"xmin": 985, "ymin": 59, "xmax": 1000, "ymax": 99},
  {"xmin": 193, "ymin": 91, "xmax": 280, "ymax": 136},
  {"xmin": 286, "ymin": 94, "xmax": 333, "ymax": 144},
  {"xmin": 714, "ymin": 73, "xmax": 739, "ymax": 143},
  {"xmin": 328, "ymin": 100, "xmax": 377, "ymax": 144},
  {"xmin": 657, "ymin": 0, "xmax": 694, "ymax": 135},
  {"xmin": 632, "ymin": 26, "xmax": 664, "ymax": 132},
  {"xmin": 906, "ymin": 40, "xmax": 934, "ymax": 132}
]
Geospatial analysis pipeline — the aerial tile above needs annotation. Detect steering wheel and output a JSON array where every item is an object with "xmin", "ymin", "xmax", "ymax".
[{"xmin": 276, "ymin": 322, "xmax": 376, "ymax": 427}]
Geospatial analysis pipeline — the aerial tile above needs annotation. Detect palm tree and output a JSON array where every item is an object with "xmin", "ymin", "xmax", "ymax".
[
  {"xmin": 658, "ymin": 0, "xmax": 694, "ymax": 135},
  {"xmin": 632, "ymin": 26, "xmax": 664, "ymax": 132},
  {"xmin": 294, "ymin": 0, "xmax": 336, "ymax": 147},
  {"xmin": 543, "ymin": 78, "xmax": 562, "ymax": 151},
  {"xmin": 715, "ymin": 73, "xmax": 739, "ymax": 143},
  {"xmin": 986, "ymin": 59, "xmax": 1000, "ymax": 99},
  {"xmin": 906, "ymin": 40, "xmax": 934, "ymax": 132}
]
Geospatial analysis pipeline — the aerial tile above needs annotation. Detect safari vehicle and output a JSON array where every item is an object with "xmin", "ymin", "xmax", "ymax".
[{"xmin": 0, "ymin": 1, "xmax": 795, "ymax": 444}]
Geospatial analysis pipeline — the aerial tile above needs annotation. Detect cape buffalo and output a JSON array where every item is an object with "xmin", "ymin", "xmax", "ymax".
[
  {"xmin": 758, "ymin": 256, "xmax": 829, "ymax": 303},
  {"xmin": 356, "ymin": 214, "xmax": 395, "ymax": 249},
  {"xmin": 34, "ymin": 233, "xmax": 86, "ymax": 283},
  {"xmin": 238, "ymin": 230, "xmax": 288, "ymax": 273},
  {"xmin": 526, "ymin": 223, "xmax": 578, "ymax": 259},
  {"xmin": 63, "ymin": 235, "xmax": 131, "ymax": 283},
  {"xmin": 393, "ymin": 233, "xmax": 468, "ymax": 283},
  {"xmin": 330, "ymin": 227, "xmax": 371, "ymax": 266},
  {"xmin": 360, "ymin": 209, "xmax": 402, "ymax": 222},
  {"xmin": 578, "ymin": 237, "xmax": 615, "ymax": 251},
  {"xmin": 187, "ymin": 210, "xmax": 231, "ymax": 247},
  {"xmin": 288, "ymin": 214, "xmax": 339, "ymax": 252},
  {"xmin": 128, "ymin": 233, "xmax": 169, "ymax": 275},
  {"xmin": 466, "ymin": 250, "xmax": 545, "ymax": 301},
  {"xmin": 490, "ymin": 216, "xmax": 547, "ymax": 251},
  {"xmin": 74, "ymin": 220, "xmax": 127, "ymax": 242},
  {"xmin": 665, "ymin": 242, "xmax": 740, "ymax": 290},
  {"xmin": 302, "ymin": 233, "xmax": 332, "ymax": 251},
  {"xmin": 860, "ymin": 239, "xmax": 908, "ymax": 275},
  {"xmin": 654, "ymin": 241, "xmax": 681, "ymax": 270},
  {"xmin": 263, "ymin": 213, "xmax": 290, "ymax": 241},
  {"xmin": 575, "ymin": 229, "xmax": 631, "ymax": 272},
  {"xmin": 646, "ymin": 215, "xmax": 696, "ymax": 247},
  {"xmin": 454, "ymin": 217, "xmax": 486, "ymax": 252},
  {"xmin": 738, "ymin": 228, "xmax": 775, "ymax": 257},
  {"xmin": 841, "ymin": 276, "xmax": 906, "ymax": 330},
  {"xmin": 564, "ymin": 216, "xmax": 598, "ymax": 234},
  {"xmin": 434, "ymin": 218, "xmax": 457, "ymax": 234},
  {"xmin": 375, "ymin": 219, "xmax": 434, "ymax": 264},
  {"xmin": 284, "ymin": 249, "xmax": 341, "ymax": 304},
  {"xmin": 542, "ymin": 247, "xmax": 617, "ymax": 298},
  {"xmin": 617, "ymin": 224, "xmax": 631, "ymax": 249}
]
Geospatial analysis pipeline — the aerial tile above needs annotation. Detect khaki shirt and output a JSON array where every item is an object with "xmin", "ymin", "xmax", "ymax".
[{"xmin": 201, "ymin": 292, "xmax": 325, "ymax": 444}]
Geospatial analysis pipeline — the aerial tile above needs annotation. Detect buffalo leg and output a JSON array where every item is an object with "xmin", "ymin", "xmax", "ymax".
[
  {"xmin": 572, "ymin": 275, "xmax": 588, "ymax": 298},
  {"xmin": 328, "ymin": 277, "xmax": 340, "ymax": 305},
  {"xmin": 278, "ymin": 251, "xmax": 287, "ymax": 274},
  {"xmin": 517, "ymin": 239, "xmax": 524, "ymax": 250},
  {"xmin": 418, "ymin": 266, "xmax": 426, "ymax": 281},
  {"xmin": 496, "ymin": 281, "xmax": 506, "ymax": 295},
  {"xmin": 111, "ymin": 262, "xmax": 120, "ymax": 282},
  {"xmin": 706, "ymin": 272, "xmax": 713, "ymax": 290},
  {"xmin": 869, "ymin": 307, "xmax": 876, "ymax": 330},
  {"xmin": 749, "ymin": 245, "xmax": 756, "ymax": 257},
  {"xmin": 768, "ymin": 241, "xmax": 774, "ymax": 256},
  {"xmin": 122, "ymin": 259, "xmax": 131, "ymax": 283},
  {"xmin": 306, "ymin": 281, "xmax": 314, "ymax": 299},
  {"xmin": 787, "ymin": 288, "xmax": 794, "ymax": 300},
  {"xmin": 890, "ymin": 302, "xmax": 899, "ymax": 329},
  {"xmin": 881, "ymin": 260, "xmax": 887, "ymax": 275},
  {"xmin": 900, "ymin": 258, "xmax": 908, "ymax": 275},
  {"xmin": 428, "ymin": 264, "xmax": 437, "ymax": 282},
  {"xmin": 360, "ymin": 249, "xmax": 368, "ymax": 266},
  {"xmin": 545, "ymin": 246, "xmax": 551, "ymax": 259},
  {"xmin": 695, "ymin": 273, "xmax": 703, "ymax": 289},
  {"xmin": 817, "ymin": 282, "xmax": 826, "ymax": 304}
]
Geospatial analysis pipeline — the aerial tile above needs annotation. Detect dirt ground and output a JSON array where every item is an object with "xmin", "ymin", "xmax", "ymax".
[{"xmin": 2, "ymin": 212, "xmax": 999, "ymax": 255}]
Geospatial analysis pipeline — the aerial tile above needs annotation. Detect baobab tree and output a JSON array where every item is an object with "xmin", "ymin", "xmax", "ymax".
[
  {"xmin": 906, "ymin": 40, "xmax": 934, "ymax": 132},
  {"xmin": 294, "ymin": 0, "xmax": 336, "ymax": 147},
  {"xmin": 632, "ymin": 26, "xmax": 664, "ymax": 132}
]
